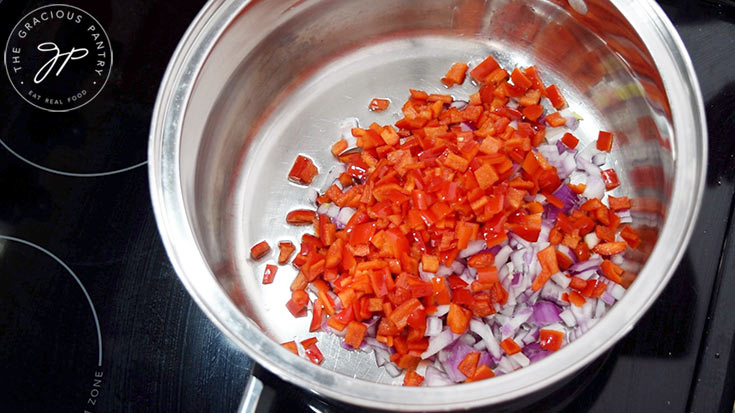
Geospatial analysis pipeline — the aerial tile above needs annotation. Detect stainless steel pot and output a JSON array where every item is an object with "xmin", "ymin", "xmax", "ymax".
[{"xmin": 149, "ymin": 0, "xmax": 706, "ymax": 410}]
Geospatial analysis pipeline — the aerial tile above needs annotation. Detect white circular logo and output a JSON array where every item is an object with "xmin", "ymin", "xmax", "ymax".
[{"xmin": 4, "ymin": 4, "xmax": 113, "ymax": 112}]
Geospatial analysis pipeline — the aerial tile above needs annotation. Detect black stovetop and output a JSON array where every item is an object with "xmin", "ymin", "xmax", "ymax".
[{"xmin": 1, "ymin": 0, "xmax": 734, "ymax": 412}]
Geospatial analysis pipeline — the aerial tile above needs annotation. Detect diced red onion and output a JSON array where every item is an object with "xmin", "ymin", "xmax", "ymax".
[
  {"xmin": 511, "ymin": 250, "xmax": 526, "ymax": 272},
  {"xmin": 516, "ymin": 289, "xmax": 531, "ymax": 305},
  {"xmin": 459, "ymin": 333, "xmax": 477, "ymax": 346},
  {"xmin": 316, "ymin": 203, "xmax": 330, "ymax": 215},
  {"xmin": 556, "ymin": 140, "xmax": 567, "ymax": 155},
  {"xmin": 451, "ymin": 100, "xmax": 469, "ymax": 110},
  {"xmin": 425, "ymin": 316, "xmax": 443, "ymax": 337},
  {"xmin": 326, "ymin": 204, "xmax": 340, "ymax": 219},
  {"xmin": 499, "ymin": 304, "xmax": 516, "ymax": 317},
  {"xmin": 494, "ymin": 245, "xmax": 513, "ymax": 268},
  {"xmin": 568, "ymin": 170, "xmax": 587, "ymax": 187},
  {"xmin": 559, "ymin": 309, "xmax": 576, "ymax": 327},
  {"xmin": 364, "ymin": 337, "xmax": 391, "ymax": 353},
  {"xmin": 450, "ymin": 260, "xmax": 466, "ymax": 275},
  {"xmin": 500, "ymin": 323, "xmax": 514, "ymax": 339},
  {"xmin": 434, "ymin": 305, "xmax": 450, "ymax": 317},
  {"xmin": 436, "ymin": 265, "xmax": 453, "ymax": 277},
  {"xmin": 532, "ymin": 300, "xmax": 563, "ymax": 325},
  {"xmin": 470, "ymin": 319, "xmax": 502, "ymax": 359},
  {"xmin": 363, "ymin": 316, "xmax": 379, "ymax": 337},
  {"xmin": 561, "ymin": 153, "xmax": 579, "ymax": 180},
  {"xmin": 478, "ymin": 351, "xmax": 495, "ymax": 367},
  {"xmin": 564, "ymin": 115, "xmax": 580, "ymax": 131},
  {"xmin": 577, "ymin": 142, "xmax": 601, "ymax": 164},
  {"xmin": 521, "ymin": 327, "xmax": 540, "ymax": 345},
  {"xmin": 522, "ymin": 342, "xmax": 551, "ymax": 363},
  {"xmin": 335, "ymin": 207, "xmax": 356, "ymax": 229},
  {"xmin": 551, "ymin": 272, "xmax": 571, "ymax": 289},
  {"xmin": 592, "ymin": 153, "xmax": 607, "ymax": 166},
  {"xmin": 488, "ymin": 245, "xmax": 503, "ymax": 255},
  {"xmin": 418, "ymin": 263, "xmax": 434, "ymax": 281},
  {"xmin": 575, "ymin": 268, "xmax": 598, "ymax": 280},
  {"xmin": 510, "ymin": 272, "xmax": 524, "ymax": 288},
  {"xmin": 306, "ymin": 188, "xmax": 319, "ymax": 204},
  {"xmin": 424, "ymin": 365, "xmax": 453, "ymax": 387},
  {"xmin": 584, "ymin": 232, "xmax": 600, "ymax": 249},
  {"xmin": 526, "ymin": 289, "xmax": 542, "ymax": 306},
  {"xmin": 618, "ymin": 209, "xmax": 633, "ymax": 223},
  {"xmin": 610, "ymin": 283, "xmax": 626, "ymax": 300},
  {"xmin": 459, "ymin": 240, "xmax": 486, "ymax": 258},
  {"xmin": 601, "ymin": 292, "xmax": 616, "ymax": 305},
  {"xmin": 458, "ymin": 268, "xmax": 475, "ymax": 286},
  {"xmin": 570, "ymin": 256, "xmax": 603, "ymax": 273},
  {"xmin": 496, "ymin": 357, "xmax": 517, "ymax": 374},
  {"xmin": 540, "ymin": 281, "xmax": 566, "ymax": 306},
  {"xmin": 583, "ymin": 174, "xmax": 605, "ymax": 200},
  {"xmin": 421, "ymin": 328, "xmax": 458, "ymax": 359},
  {"xmin": 545, "ymin": 126, "xmax": 567, "ymax": 143},
  {"xmin": 611, "ymin": 253, "xmax": 624, "ymax": 265},
  {"xmin": 499, "ymin": 264, "xmax": 512, "ymax": 284},
  {"xmin": 442, "ymin": 341, "xmax": 475, "ymax": 382},
  {"xmin": 557, "ymin": 244, "xmax": 576, "ymax": 263},
  {"xmin": 553, "ymin": 183, "xmax": 579, "ymax": 213},
  {"xmin": 510, "ymin": 306, "xmax": 534, "ymax": 327},
  {"xmin": 329, "ymin": 291, "xmax": 343, "ymax": 312},
  {"xmin": 594, "ymin": 298, "xmax": 607, "ymax": 319},
  {"xmin": 571, "ymin": 300, "xmax": 594, "ymax": 323},
  {"xmin": 384, "ymin": 362, "xmax": 402, "ymax": 377},
  {"xmin": 321, "ymin": 164, "xmax": 347, "ymax": 192},
  {"xmin": 459, "ymin": 121, "xmax": 475, "ymax": 132},
  {"xmin": 510, "ymin": 352, "xmax": 531, "ymax": 368}
]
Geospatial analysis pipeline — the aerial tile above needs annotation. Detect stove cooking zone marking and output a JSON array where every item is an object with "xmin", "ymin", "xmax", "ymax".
[
  {"xmin": 4, "ymin": 4, "xmax": 112, "ymax": 112},
  {"xmin": 84, "ymin": 370, "xmax": 103, "ymax": 413},
  {"xmin": 0, "ymin": 235, "xmax": 103, "ymax": 366}
]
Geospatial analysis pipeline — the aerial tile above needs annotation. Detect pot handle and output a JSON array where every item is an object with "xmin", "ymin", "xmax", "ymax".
[{"xmin": 237, "ymin": 374, "xmax": 264, "ymax": 413}]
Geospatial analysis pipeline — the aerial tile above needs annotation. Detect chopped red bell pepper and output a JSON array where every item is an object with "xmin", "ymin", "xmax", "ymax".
[
  {"xmin": 597, "ymin": 131, "xmax": 614, "ymax": 152},
  {"xmin": 561, "ymin": 132, "xmax": 579, "ymax": 149},
  {"xmin": 539, "ymin": 329, "xmax": 564, "ymax": 351},
  {"xmin": 282, "ymin": 341, "xmax": 298, "ymax": 354},
  {"xmin": 369, "ymin": 98, "xmax": 390, "ymax": 111},
  {"xmin": 286, "ymin": 209, "xmax": 316, "ymax": 225},
  {"xmin": 264, "ymin": 53, "xmax": 636, "ymax": 385},
  {"xmin": 601, "ymin": 169, "xmax": 620, "ymax": 190},
  {"xmin": 303, "ymin": 341, "xmax": 324, "ymax": 365},
  {"xmin": 469, "ymin": 55, "xmax": 500, "ymax": 82},
  {"xmin": 447, "ymin": 303, "xmax": 471, "ymax": 334},
  {"xmin": 288, "ymin": 155, "xmax": 318, "ymax": 185},
  {"xmin": 262, "ymin": 264, "xmax": 278, "ymax": 284},
  {"xmin": 403, "ymin": 370, "xmax": 425, "ymax": 386},
  {"xmin": 545, "ymin": 84, "xmax": 566, "ymax": 110},
  {"xmin": 277, "ymin": 241, "xmax": 296, "ymax": 264},
  {"xmin": 442, "ymin": 62, "xmax": 469, "ymax": 87},
  {"xmin": 500, "ymin": 337, "xmax": 522, "ymax": 355},
  {"xmin": 458, "ymin": 351, "xmax": 481, "ymax": 378},
  {"xmin": 465, "ymin": 364, "xmax": 495, "ymax": 382},
  {"xmin": 250, "ymin": 240, "xmax": 271, "ymax": 260}
]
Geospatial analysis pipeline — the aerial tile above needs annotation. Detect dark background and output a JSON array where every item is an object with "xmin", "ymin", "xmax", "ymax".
[{"xmin": 0, "ymin": 0, "xmax": 734, "ymax": 412}]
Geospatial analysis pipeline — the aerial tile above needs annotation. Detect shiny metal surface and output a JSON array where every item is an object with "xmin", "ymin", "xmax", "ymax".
[
  {"xmin": 238, "ymin": 375, "xmax": 263, "ymax": 413},
  {"xmin": 149, "ymin": 0, "xmax": 706, "ymax": 410}
]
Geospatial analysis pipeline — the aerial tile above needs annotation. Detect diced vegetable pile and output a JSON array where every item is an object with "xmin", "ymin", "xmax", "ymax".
[{"xmin": 250, "ymin": 54, "xmax": 640, "ymax": 386}]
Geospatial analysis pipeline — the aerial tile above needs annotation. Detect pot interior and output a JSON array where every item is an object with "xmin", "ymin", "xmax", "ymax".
[{"xmin": 179, "ymin": 0, "xmax": 675, "ymax": 386}]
